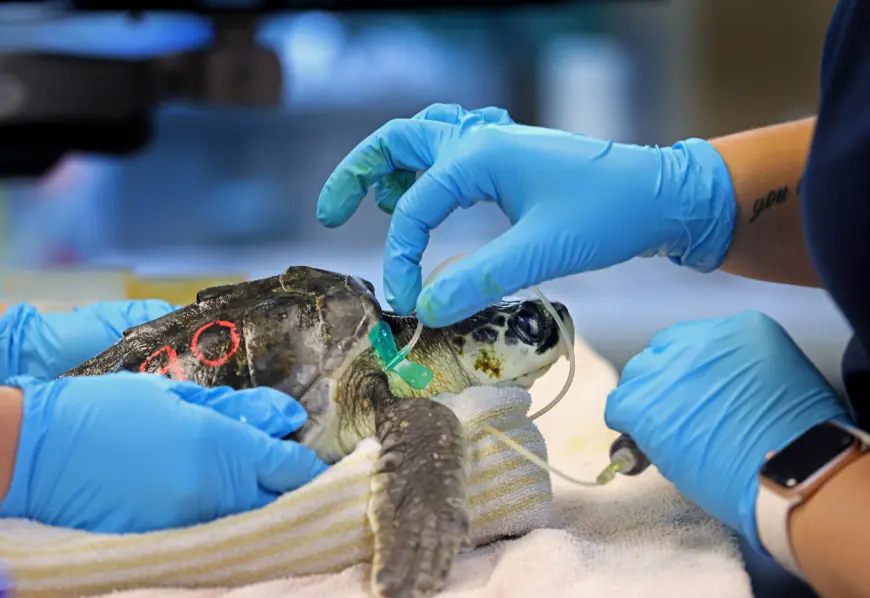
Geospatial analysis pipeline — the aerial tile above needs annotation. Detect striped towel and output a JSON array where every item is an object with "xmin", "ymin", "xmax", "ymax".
[{"xmin": 0, "ymin": 386, "xmax": 552, "ymax": 598}]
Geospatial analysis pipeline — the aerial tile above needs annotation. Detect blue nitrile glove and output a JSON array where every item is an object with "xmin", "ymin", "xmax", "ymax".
[
  {"xmin": 0, "ymin": 372, "xmax": 328, "ymax": 534},
  {"xmin": 604, "ymin": 310, "xmax": 849, "ymax": 551},
  {"xmin": 0, "ymin": 300, "xmax": 179, "ymax": 381},
  {"xmin": 316, "ymin": 103, "xmax": 736, "ymax": 327}
]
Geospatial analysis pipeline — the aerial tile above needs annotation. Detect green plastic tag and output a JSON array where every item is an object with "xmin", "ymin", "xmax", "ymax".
[{"xmin": 369, "ymin": 321, "xmax": 434, "ymax": 390}]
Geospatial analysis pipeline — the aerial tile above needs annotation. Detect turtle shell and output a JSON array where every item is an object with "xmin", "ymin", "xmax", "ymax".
[
  {"xmin": 239, "ymin": 266, "xmax": 385, "ymax": 401},
  {"xmin": 61, "ymin": 266, "xmax": 385, "ymax": 412}
]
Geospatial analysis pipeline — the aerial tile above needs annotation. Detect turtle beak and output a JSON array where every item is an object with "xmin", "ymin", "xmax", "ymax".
[{"xmin": 552, "ymin": 302, "xmax": 574, "ymax": 356}]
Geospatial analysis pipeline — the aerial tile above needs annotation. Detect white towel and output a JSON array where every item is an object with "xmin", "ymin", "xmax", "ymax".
[
  {"xmin": 514, "ymin": 337, "xmax": 753, "ymax": 598},
  {"xmin": 0, "ymin": 335, "xmax": 753, "ymax": 598}
]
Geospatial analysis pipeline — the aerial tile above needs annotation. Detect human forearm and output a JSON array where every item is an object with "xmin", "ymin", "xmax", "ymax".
[
  {"xmin": 789, "ymin": 452, "xmax": 870, "ymax": 597},
  {"xmin": 710, "ymin": 117, "xmax": 819, "ymax": 287},
  {"xmin": 0, "ymin": 387, "xmax": 22, "ymax": 506}
]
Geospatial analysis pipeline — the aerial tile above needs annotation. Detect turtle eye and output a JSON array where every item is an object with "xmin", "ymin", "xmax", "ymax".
[{"xmin": 514, "ymin": 313, "xmax": 540, "ymax": 344}]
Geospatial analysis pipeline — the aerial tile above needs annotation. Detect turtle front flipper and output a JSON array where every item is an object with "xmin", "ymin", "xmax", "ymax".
[{"xmin": 369, "ymin": 382, "xmax": 470, "ymax": 598}]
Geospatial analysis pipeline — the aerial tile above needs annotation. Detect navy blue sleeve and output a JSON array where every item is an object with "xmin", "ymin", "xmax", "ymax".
[{"xmin": 802, "ymin": 0, "xmax": 870, "ymax": 425}]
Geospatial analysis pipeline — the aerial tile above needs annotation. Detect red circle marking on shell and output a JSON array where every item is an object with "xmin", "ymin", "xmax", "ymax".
[
  {"xmin": 140, "ymin": 345, "xmax": 187, "ymax": 381},
  {"xmin": 191, "ymin": 320, "xmax": 241, "ymax": 367}
]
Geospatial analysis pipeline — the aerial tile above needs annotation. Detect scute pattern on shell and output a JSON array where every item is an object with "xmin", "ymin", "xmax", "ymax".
[{"xmin": 61, "ymin": 266, "xmax": 385, "ymax": 404}]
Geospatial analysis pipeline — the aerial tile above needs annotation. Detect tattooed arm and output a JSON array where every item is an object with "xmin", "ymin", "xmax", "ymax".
[{"xmin": 708, "ymin": 117, "xmax": 819, "ymax": 287}]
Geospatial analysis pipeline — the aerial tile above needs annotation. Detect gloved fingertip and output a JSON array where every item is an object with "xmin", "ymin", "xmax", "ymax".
[
  {"xmin": 318, "ymin": 138, "xmax": 403, "ymax": 228},
  {"xmin": 383, "ymin": 264, "xmax": 422, "ymax": 318},
  {"xmin": 247, "ymin": 386, "xmax": 309, "ymax": 431},
  {"xmin": 384, "ymin": 285, "xmax": 418, "ymax": 317},
  {"xmin": 200, "ymin": 386, "xmax": 308, "ymax": 437},
  {"xmin": 414, "ymin": 277, "xmax": 480, "ymax": 328},
  {"xmin": 417, "ymin": 231, "xmax": 542, "ymax": 328},
  {"xmin": 256, "ymin": 440, "xmax": 329, "ymax": 493},
  {"xmin": 414, "ymin": 286, "xmax": 443, "ymax": 327},
  {"xmin": 251, "ymin": 489, "xmax": 278, "ymax": 511},
  {"xmin": 316, "ymin": 168, "xmax": 372, "ymax": 227},
  {"xmin": 316, "ymin": 190, "xmax": 349, "ymax": 228}
]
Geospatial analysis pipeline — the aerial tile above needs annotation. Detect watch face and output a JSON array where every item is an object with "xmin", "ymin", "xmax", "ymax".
[{"xmin": 760, "ymin": 422, "xmax": 856, "ymax": 488}]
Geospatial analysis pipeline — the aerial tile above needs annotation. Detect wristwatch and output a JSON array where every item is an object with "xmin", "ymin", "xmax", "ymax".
[{"xmin": 756, "ymin": 420, "xmax": 870, "ymax": 578}]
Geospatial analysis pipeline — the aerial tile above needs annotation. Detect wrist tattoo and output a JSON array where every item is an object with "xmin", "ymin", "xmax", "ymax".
[{"xmin": 749, "ymin": 186, "xmax": 789, "ymax": 224}]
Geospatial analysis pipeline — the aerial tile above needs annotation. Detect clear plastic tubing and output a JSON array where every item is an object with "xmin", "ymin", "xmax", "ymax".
[{"xmin": 422, "ymin": 254, "xmax": 601, "ymax": 488}]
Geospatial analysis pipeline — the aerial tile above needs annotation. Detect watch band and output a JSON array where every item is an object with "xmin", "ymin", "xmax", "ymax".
[
  {"xmin": 756, "ymin": 484, "xmax": 803, "ymax": 577},
  {"xmin": 756, "ymin": 422, "xmax": 870, "ymax": 579}
]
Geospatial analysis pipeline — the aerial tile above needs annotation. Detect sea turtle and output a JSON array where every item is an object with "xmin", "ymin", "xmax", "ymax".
[{"xmin": 60, "ymin": 265, "xmax": 574, "ymax": 598}]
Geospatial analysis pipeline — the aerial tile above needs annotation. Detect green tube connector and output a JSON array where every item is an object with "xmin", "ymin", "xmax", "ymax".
[{"xmin": 369, "ymin": 321, "xmax": 434, "ymax": 390}]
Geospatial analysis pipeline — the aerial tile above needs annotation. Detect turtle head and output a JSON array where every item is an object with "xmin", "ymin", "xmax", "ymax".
[{"xmin": 444, "ymin": 299, "xmax": 574, "ymax": 389}]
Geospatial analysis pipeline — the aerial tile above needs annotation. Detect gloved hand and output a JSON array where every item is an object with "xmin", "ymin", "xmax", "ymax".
[
  {"xmin": 0, "ymin": 300, "xmax": 178, "ymax": 381},
  {"xmin": 316, "ymin": 103, "xmax": 736, "ymax": 327},
  {"xmin": 605, "ymin": 310, "xmax": 849, "ymax": 551},
  {"xmin": 0, "ymin": 372, "xmax": 328, "ymax": 534}
]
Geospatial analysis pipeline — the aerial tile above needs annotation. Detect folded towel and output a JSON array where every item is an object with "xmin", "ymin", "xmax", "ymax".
[{"xmin": 0, "ymin": 385, "xmax": 551, "ymax": 598}]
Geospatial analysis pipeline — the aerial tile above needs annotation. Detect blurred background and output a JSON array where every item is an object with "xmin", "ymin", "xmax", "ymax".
[
  {"xmin": 0, "ymin": 0, "xmax": 843, "ymax": 371},
  {"xmin": 0, "ymin": 1, "xmax": 841, "ymax": 595}
]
